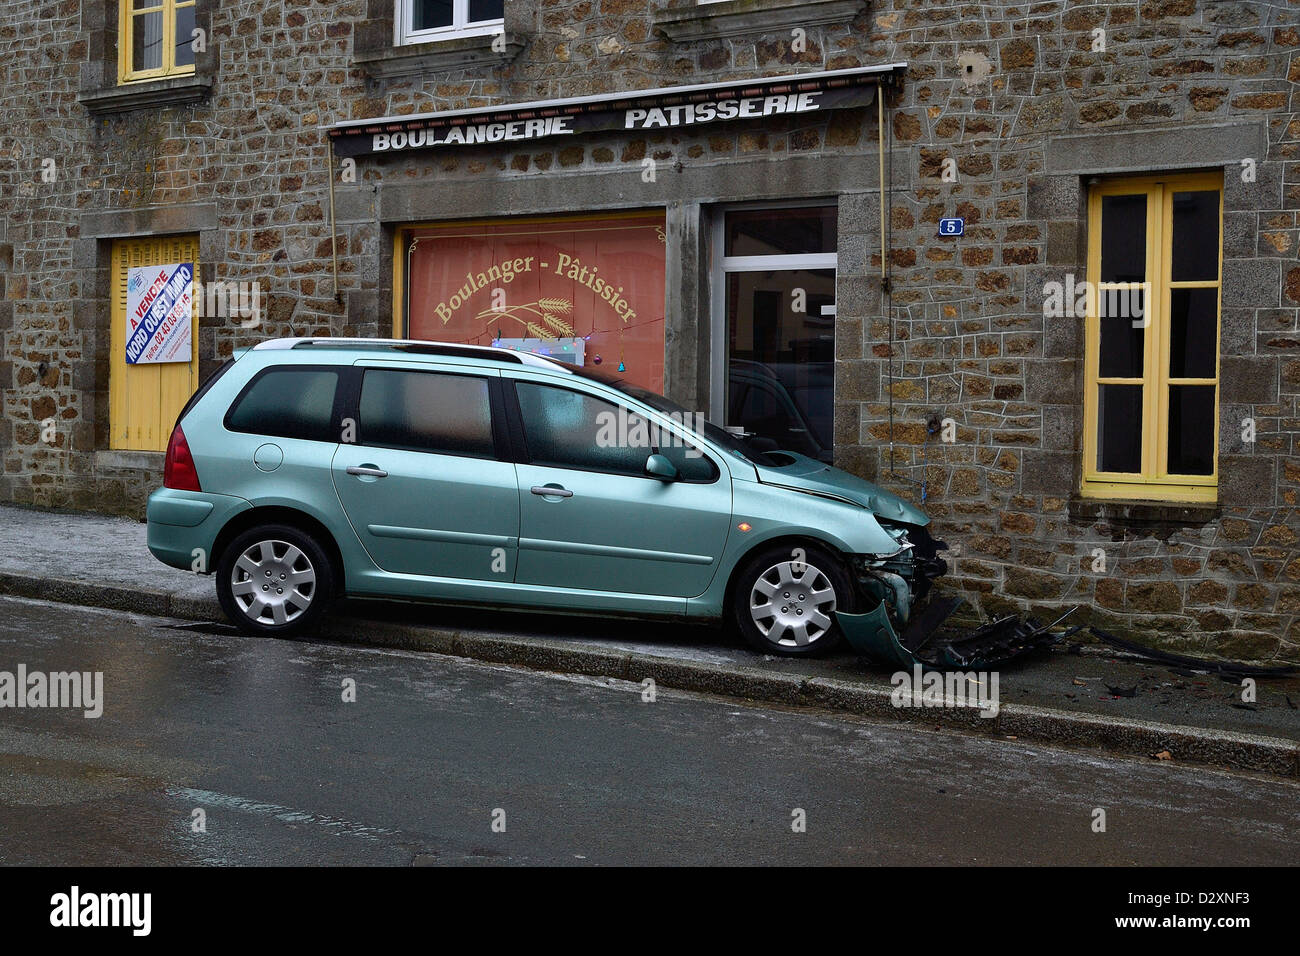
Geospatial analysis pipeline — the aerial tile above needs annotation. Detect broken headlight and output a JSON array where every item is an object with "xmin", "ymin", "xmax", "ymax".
[{"xmin": 874, "ymin": 519, "xmax": 914, "ymax": 558}]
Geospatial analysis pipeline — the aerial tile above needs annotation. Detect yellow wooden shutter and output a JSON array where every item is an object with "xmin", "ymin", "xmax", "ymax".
[{"xmin": 109, "ymin": 235, "xmax": 200, "ymax": 452}]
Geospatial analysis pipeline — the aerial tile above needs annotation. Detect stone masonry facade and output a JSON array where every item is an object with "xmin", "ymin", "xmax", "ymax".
[{"xmin": 1, "ymin": 0, "xmax": 1299, "ymax": 661}]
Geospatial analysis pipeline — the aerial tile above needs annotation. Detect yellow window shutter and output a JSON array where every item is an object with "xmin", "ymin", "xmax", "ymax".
[{"xmin": 109, "ymin": 235, "xmax": 200, "ymax": 452}]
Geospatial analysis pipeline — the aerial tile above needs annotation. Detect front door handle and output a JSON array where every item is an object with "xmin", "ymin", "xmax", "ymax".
[
  {"xmin": 347, "ymin": 465, "xmax": 389, "ymax": 478},
  {"xmin": 530, "ymin": 485, "xmax": 573, "ymax": 498}
]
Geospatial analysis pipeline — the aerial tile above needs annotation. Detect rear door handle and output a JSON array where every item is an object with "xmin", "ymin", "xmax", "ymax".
[
  {"xmin": 530, "ymin": 485, "xmax": 573, "ymax": 498},
  {"xmin": 347, "ymin": 465, "xmax": 389, "ymax": 478}
]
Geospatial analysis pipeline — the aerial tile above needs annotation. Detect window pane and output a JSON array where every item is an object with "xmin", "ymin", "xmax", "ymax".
[
  {"xmin": 411, "ymin": 0, "xmax": 454, "ymax": 30},
  {"xmin": 1097, "ymin": 287, "xmax": 1144, "ymax": 378},
  {"xmin": 174, "ymin": 4, "xmax": 196, "ymax": 68},
  {"xmin": 726, "ymin": 268, "xmax": 835, "ymax": 462},
  {"xmin": 1168, "ymin": 287, "xmax": 1218, "ymax": 379},
  {"xmin": 516, "ymin": 384, "xmax": 648, "ymax": 477},
  {"xmin": 1167, "ymin": 385, "xmax": 1215, "ymax": 476},
  {"xmin": 725, "ymin": 207, "xmax": 837, "ymax": 257},
  {"xmin": 468, "ymin": 0, "xmax": 504, "ymax": 21},
  {"xmin": 1170, "ymin": 191, "xmax": 1220, "ymax": 282},
  {"xmin": 1100, "ymin": 194, "xmax": 1146, "ymax": 283},
  {"xmin": 1097, "ymin": 384, "xmax": 1142, "ymax": 473},
  {"xmin": 227, "ymin": 370, "xmax": 339, "ymax": 442},
  {"xmin": 132, "ymin": 11, "xmax": 164, "ymax": 72},
  {"xmin": 360, "ymin": 370, "xmax": 494, "ymax": 456}
]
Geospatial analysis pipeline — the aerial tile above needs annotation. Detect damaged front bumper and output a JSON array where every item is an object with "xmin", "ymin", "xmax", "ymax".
[
  {"xmin": 847, "ymin": 521, "xmax": 949, "ymax": 630},
  {"xmin": 838, "ymin": 598, "xmax": 1080, "ymax": 670},
  {"xmin": 837, "ymin": 520, "xmax": 948, "ymax": 666},
  {"xmin": 837, "ymin": 601, "xmax": 917, "ymax": 668},
  {"xmin": 837, "ymin": 522, "xmax": 1079, "ymax": 669}
]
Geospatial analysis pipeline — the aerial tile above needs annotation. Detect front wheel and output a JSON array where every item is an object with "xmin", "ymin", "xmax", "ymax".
[
  {"xmin": 216, "ymin": 524, "xmax": 334, "ymax": 636},
  {"xmin": 731, "ymin": 543, "xmax": 853, "ymax": 657}
]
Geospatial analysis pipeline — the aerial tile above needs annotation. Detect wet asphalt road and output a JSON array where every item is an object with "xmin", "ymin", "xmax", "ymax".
[{"xmin": 0, "ymin": 595, "xmax": 1297, "ymax": 866}]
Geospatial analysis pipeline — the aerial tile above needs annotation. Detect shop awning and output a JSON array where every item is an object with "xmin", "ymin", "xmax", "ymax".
[{"xmin": 327, "ymin": 63, "xmax": 906, "ymax": 158}]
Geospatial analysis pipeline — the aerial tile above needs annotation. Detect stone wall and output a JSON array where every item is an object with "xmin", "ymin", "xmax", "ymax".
[{"xmin": 0, "ymin": 0, "xmax": 1297, "ymax": 660}]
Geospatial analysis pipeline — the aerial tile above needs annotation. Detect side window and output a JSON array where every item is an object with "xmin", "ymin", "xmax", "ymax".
[
  {"xmin": 1083, "ymin": 173, "xmax": 1222, "ymax": 503},
  {"xmin": 515, "ymin": 382, "xmax": 719, "ymax": 481},
  {"xmin": 516, "ymin": 383, "xmax": 648, "ymax": 477},
  {"xmin": 359, "ymin": 369, "xmax": 495, "ymax": 457},
  {"xmin": 398, "ymin": 0, "xmax": 505, "ymax": 44},
  {"xmin": 226, "ymin": 368, "xmax": 339, "ymax": 442},
  {"xmin": 120, "ymin": 0, "xmax": 197, "ymax": 83}
]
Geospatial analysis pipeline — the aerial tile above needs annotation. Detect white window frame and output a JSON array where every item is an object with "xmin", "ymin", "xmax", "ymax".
[
  {"xmin": 708, "ymin": 199, "xmax": 838, "ymax": 424},
  {"xmin": 396, "ymin": 0, "xmax": 504, "ymax": 45}
]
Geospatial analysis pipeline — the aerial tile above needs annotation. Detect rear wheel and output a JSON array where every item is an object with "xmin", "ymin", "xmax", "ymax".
[
  {"xmin": 216, "ymin": 524, "xmax": 334, "ymax": 636},
  {"xmin": 731, "ymin": 543, "xmax": 852, "ymax": 656}
]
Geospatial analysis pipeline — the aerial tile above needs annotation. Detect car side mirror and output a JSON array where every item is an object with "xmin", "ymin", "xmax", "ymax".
[{"xmin": 645, "ymin": 453, "xmax": 678, "ymax": 482}]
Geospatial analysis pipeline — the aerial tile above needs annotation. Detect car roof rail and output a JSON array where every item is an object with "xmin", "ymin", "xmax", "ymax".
[{"xmin": 251, "ymin": 337, "xmax": 572, "ymax": 371}]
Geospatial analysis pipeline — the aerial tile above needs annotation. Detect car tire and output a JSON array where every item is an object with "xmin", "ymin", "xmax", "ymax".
[
  {"xmin": 216, "ymin": 524, "xmax": 334, "ymax": 637},
  {"xmin": 731, "ymin": 542, "xmax": 853, "ymax": 657}
]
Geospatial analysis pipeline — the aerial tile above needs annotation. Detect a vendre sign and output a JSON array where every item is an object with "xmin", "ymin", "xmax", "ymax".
[{"xmin": 125, "ymin": 262, "xmax": 193, "ymax": 365}]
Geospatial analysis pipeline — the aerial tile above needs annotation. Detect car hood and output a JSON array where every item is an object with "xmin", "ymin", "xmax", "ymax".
[{"xmin": 754, "ymin": 452, "xmax": 929, "ymax": 525}]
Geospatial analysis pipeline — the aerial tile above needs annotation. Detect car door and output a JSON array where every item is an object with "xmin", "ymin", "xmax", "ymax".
[
  {"xmin": 508, "ymin": 377, "xmax": 732, "ymax": 598},
  {"xmin": 331, "ymin": 363, "xmax": 519, "ymax": 582}
]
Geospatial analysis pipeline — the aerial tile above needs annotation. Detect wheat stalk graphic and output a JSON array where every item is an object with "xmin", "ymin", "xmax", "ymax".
[
  {"xmin": 540, "ymin": 313, "xmax": 574, "ymax": 336},
  {"xmin": 476, "ymin": 298, "xmax": 576, "ymax": 340},
  {"xmin": 538, "ymin": 297, "xmax": 572, "ymax": 314}
]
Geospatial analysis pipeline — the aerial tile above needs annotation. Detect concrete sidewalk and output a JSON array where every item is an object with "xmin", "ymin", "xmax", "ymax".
[{"xmin": 0, "ymin": 504, "xmax": 1296, "ymax": 776}]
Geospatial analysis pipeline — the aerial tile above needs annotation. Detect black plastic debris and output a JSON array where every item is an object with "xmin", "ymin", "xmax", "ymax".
[
  {"xmin": 838, "ymin": 595, "xmax": 1081, "ymax": 670},
  {"xmin": 937, "ymin": 608, "xmax": 1082, "ymax": 670},
  {"xmin": 1087, "ymin": 627, "xmax": 1298, "ymax": 679}
]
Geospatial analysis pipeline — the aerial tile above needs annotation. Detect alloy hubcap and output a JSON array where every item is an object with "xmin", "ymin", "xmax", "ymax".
[
  {"xmin": 230, "ymin": 539, "xmax": 316, "ymax": 626},
  {"xmin": 749, "ymin": 560, "xmax": 836, "ymax": 647}
]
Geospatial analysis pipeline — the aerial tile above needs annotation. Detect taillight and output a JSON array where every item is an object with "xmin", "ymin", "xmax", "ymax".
[{"xmin": 164, "ymin": 424, "xmax": 202, "ymax": 492}]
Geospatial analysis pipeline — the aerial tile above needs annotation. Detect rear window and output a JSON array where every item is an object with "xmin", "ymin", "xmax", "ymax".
[
  {"xmin": 176, "ymin": 358, "xmax": 235, "ymax": 427},
  {"xmin": 359, "ymin": 369, "xmax": 496, "ymax": 457},
  {"xmin": 226, "ymin": 368, "xmax": 340, "ymax": 442}
]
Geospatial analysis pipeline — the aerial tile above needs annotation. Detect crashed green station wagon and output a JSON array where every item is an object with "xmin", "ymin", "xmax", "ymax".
[{"xmin": 147, "ymin": 338, "xmax": 947, "ymax": 656}]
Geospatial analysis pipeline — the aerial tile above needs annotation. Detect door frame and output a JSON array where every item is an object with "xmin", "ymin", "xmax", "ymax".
[
  {"xmin": 109, "ymin": 235, "xmax": 201, "ymax": 451},
  {"xmin": 707, "ymin": 199, "xmax": 839, "ymax": 425}
]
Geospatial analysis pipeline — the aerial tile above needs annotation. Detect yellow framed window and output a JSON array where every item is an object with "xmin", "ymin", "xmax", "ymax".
[
  {"xmin": 1082, "ymin": 172, "xmax": 1223, "ymax": 503},
  {"xmin": 109, "ymin": 236, "xmax": 200, "ymax": 452},
  {"xmin": 119, "ymin": 0, "xmax": 197, "ymax": 83}
]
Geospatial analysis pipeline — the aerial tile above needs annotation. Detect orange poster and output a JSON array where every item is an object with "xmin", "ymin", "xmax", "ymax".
[{"xmin": 403, "ymin": 211, "xmax": 667, "ymax": 393}]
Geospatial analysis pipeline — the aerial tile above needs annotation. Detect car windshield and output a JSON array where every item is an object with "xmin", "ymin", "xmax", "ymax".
[{"xmin": 567, "ymin": 365, "xmax": 766, "ymax": 464}]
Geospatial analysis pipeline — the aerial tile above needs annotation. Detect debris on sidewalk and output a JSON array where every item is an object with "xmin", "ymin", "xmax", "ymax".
[
  {"xmin": 1088, "ymin": 627, "xmax": 1298, "ymax": 679},
  {"xmin": 841, "ymin": 595, "xmax": 1299, "ymax": 684},
  {"xmin": 838, "ymin": 595, "xmax": 1081, "ymax": 670}
]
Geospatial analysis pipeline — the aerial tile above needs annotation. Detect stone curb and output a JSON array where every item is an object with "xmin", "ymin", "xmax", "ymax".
[{"xmin": 4, "ymin": 572, "xmax": 1297, "ymax": 778}]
